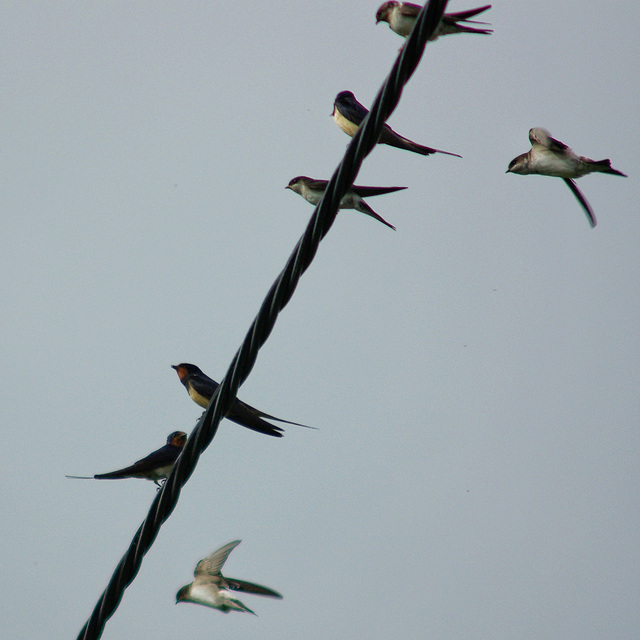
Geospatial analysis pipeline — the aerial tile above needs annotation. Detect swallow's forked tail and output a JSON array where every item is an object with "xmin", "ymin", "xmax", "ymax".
[
  {"xmin": 258, "ymin": 411, "xmax": 318, "ymax": 430},
  {"xmin": 591, "ymin": 158, "xmax": 627, "ymax": 177}
]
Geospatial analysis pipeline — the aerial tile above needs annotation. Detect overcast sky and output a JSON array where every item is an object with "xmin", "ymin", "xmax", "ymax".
[{"xmin": 3, "ymin": 1, "xmax": 640, "ymax": 639}]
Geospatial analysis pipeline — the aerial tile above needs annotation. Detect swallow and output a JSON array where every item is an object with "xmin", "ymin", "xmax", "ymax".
[
  {"xmin": 172, "ymin": 363, "xmax": 314, "ymax": 438},
  {"xmin": 286, "ymin": 176, "xmax": 406, "ymax": 230},
  {"xmin": 66, "ymin": 431, "xmax": 187, "ymax": 487},
  {"xmin": 176, "ymin": 540, "xmax": 282, "ymax": 615},
  {"xmin": 507, "ymin": 128, "xmax": 627, "ymax": 228},
  {"xmin": 376, "ymin": 2, "xmax": 492, "ymax": 40},
  {"xmin": 332, "ymin": 90, "xmax": 461, "ymax": 158}
]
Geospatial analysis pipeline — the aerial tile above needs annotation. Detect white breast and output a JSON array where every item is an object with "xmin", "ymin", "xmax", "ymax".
[
  {"xmin": 530, "ymin": 148, "xmax": 584, "ymax": 178},
  {"xmin": 333, "ymin": 109, "xmax": 360, "ymax": 137},
  {"xmin": 189, "ymin": 583, "xmax": 223, "ymax": 608},
  {"xmin": 390, "ymin": 12, "xmax": 416, "ymax": 37}
]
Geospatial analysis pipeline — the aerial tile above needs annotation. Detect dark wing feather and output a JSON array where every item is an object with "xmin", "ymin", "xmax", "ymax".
[
  {"xmin": 529, "ymin": 128, "xmax": 568, "ymax": 152},
  {"xmin": 379, "ymin": 125, "xmax": 462, "ymax": 157},
  {"xmin": 335, "ymin": 93, "xmax": 369, "ymax": 125},
  {"xmin": 226, "ymin": 400, "xmax": 286, "ymax": 437},
  {"xmin": 188, "ymin": 371, "xmax": 219, "ymax": 399},
  {"xmin": 304, "ymin": 178, "xmax": 329, "ymax": 191},
  {"xmin": 130, "ymin": 443, "xmax": 183, "ymax": 468},
  {"xmin": 351, "ymin": 185, "xmax": 407, "ymax": 197},
  {"xmin": 563, "ymin": 179, "xmax": 596, "ymax": 228},
  {"xmin": 191, "ymin": 369, "xmax": 311, "ymax": 436},
  {"xmin": 230, "ymin": 397, "xmax": 314, "ymax": 430},
  {"xmin": 397, "ymin": 3, "xmax": 422, "ymax": 18},
  {"xmin": 93, "ymin": 443, "xmax": 182, "ymax": 479},
  {"xmin": 354, "ymin": 199, "xmax": 396, "ymax": 230},
  {"xmin": 225, "ymin": 577, "xmax": 283, "ymax": 599},
  {"xmin": 445, "ymin": 4, "xmax": 491, "ymax": 22},
  {"xmin": 547, "ymin": 136, "xmax": 569, "ymax": 152}
]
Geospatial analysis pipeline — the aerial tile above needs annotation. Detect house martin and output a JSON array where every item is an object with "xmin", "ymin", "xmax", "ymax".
[
  {"xmin": 286, "ymin": 175, "xmax": 406, "ymax": 230},
  {"xmin": 332, "ymin": 90, "xmax": 461, "ymax": 158},
  {"xmin": 66, "ymin": 431, "xmax": 187, "ymax": 487},
  {"xmin": 507, "ymin": 127, "xmax": 627, "ymax": 227},
  {"xmin": 172, "ymin": 363, "xmax": 314, "ymax": 438},
  {"xmin": 376, "ymin": 2, "xmax": 492, "ymax": 40},
  {"xmin": 176, "ymin": 540, "xmax": 282, "ymax": 615}
]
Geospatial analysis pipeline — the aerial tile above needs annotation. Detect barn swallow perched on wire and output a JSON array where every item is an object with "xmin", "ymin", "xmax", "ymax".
[
  {"xmin": 286, "ymin": 176, "xmax": 406, "ymax": 230},
  {"xmin": 176, "ymin": 540, "xmax": 282, "ymax": 615},
  {"xmin": 66, "ymin": 431, "xmax": 187, "ymax": 487},
  {"xmin": 507, "ymin": 127, "xmax": 627, "ymax": 228},
  {"xmin": 376, "ymin": 2, "xmax": 492, "ymax": 40},
  {"xmin": 332, "ymin": 90, "xmax": 461, "ymax": 158},
  {"xmin": 172, "ymin": 363, "xmax": 313, "ymax": 438}
]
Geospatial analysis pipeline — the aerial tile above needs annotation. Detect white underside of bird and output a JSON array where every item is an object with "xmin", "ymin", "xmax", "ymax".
[
  {"xmin": 333, "ymin": 108, "xmax": 360, "ymax": 137},
  {"xmin": 185, "ymin": 584, "xmax": 255, "ymax": 614}
]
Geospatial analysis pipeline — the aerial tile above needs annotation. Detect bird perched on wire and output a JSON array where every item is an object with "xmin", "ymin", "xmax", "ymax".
[
  {"xmin": 376, "ymin": 2, "xmax": 492, "ymax": 40},
  {"xmin": 176, "ymin": 540, "xmax": 283, "ymax": 615},
  {"xmin": 332, "ymin": 90, "xmax": 461, "ymax": 158},
  {"xmin": 66, "ymin": 431, "xmax": 187, "ymax": 487},
  {"xmin": 507, "ymin": 127, "xmax": 627, "ymax": 228},
  {"xmin": 286, "ymin": 175, "xmax": 406, "ymax": 230},
  {"xmin": 172, "ymin": 363, "xmax": 314, "ymax": 438}
]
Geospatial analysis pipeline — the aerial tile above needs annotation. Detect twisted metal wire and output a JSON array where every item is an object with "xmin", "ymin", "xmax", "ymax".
[{"xmin": 76, "ymin": 2, "xmax": 448, "ymax": 637}]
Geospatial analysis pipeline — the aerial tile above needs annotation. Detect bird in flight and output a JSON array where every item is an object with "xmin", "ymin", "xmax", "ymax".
[
  {"xmin": 507, "ymin": 127, "xmax": 627, "ymax": 227},
  {"xmin": 176, "ymin": 540, "xmax": 283, "ymax": 615}
]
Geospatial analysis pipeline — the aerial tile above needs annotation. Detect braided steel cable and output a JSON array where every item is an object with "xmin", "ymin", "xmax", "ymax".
[{"xmin": 76, "ymin": 2, "xmax": 449, "ymax": 638}]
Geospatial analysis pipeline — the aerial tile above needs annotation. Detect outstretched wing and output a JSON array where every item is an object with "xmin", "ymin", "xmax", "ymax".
[
  {"xmin": 563, "ymin": 179, "xmax": 596, "ymax": 228},
  {"xmin": 195, "ymin": 540, "xmax": 242, "ymax": 579},
  {"xmin": 225, "ymin": 577, "xmax": 283, "ymax": 599},
  {"xmin": 529, "ymin": 128, "xmax": 568, "ymax": 152}
]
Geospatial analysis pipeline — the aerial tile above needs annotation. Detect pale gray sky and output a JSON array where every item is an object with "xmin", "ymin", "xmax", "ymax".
[{"xmin": 2, "ymin": 2, "xmax": 640, "ymax": 639}]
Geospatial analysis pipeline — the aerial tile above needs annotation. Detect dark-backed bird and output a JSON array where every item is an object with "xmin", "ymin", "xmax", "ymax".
[
  {"xmin": 332, "ymin": 90, "xmax": 461, "ymax": 158},
  {"xmin": 286, "ymin": 175, "xmax": 406, "ymax": 230},
  {"xmin": 172, "ymin": 363, "xmax": 313, "ymax": 438},
  {"xmin": 176, "ymin": 540, "xmax": 282, "ymax": 615},
  {"xmin": 66, "ymin": 431, "xmax": 187, "ymax": 487},
  {"xmin": 507, "ymin": 127, "xmax": 627, "ymax": 228}
]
